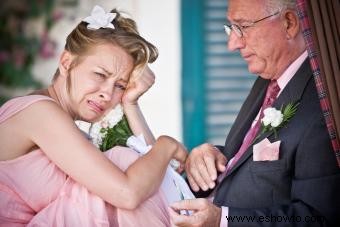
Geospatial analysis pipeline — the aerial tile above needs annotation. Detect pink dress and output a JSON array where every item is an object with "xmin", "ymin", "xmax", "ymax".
[{"xmin": 0, "ymin": 95, "xmax": 170, "ymax": 226}]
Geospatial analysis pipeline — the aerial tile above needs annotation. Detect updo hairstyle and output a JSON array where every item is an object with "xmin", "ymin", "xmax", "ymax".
[{"xmin": 52, "ymin": 8, "xmax": 158, "ymax": 89}]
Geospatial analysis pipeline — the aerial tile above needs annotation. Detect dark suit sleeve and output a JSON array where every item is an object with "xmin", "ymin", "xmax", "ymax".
[
  {"xmin": 226, "ymin": 116, "xmax": 340, "ymax": 227},
  {"xmin": 215, "ymin": 145, "xmax": 225, "ymax": 153}
]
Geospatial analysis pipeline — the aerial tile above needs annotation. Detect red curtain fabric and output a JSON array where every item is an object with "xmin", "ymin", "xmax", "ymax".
[{"xmin": 296, "ymin": 0, "xmax": 340, "ymax": 167}]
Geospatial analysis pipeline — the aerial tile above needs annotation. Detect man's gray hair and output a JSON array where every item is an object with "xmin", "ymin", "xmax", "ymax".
[{"xmin": 265, "ymin": 0, "xmax": 297, "ymax": 14}]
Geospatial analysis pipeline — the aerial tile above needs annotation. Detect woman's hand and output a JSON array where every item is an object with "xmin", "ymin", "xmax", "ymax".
[
  {"xmin": 173, "ymin": 142, "xmax": 188, "ymax": 173},
  {"xmin": 170, "ymin": 139, "xmax": 188, "ymax": 172},
  {"xmin": 122, "ymin": 66, "xmax": 155, "ymax": 106},
  {"xmin": 154, "ymin": 136, "xmax": 188, "ymax": 172}
]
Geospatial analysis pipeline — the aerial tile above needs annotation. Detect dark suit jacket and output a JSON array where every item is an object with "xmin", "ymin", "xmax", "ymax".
[{"xmin": 213, "ymin": 60, "xmax": 340, "ymax": 226}]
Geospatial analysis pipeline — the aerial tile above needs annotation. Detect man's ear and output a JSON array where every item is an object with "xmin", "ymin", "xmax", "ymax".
[
  {"xmin": 283, "ymin": 10, "xmax": 300, "ymax": 39},
  {"xmin": 58, "ymin": 50, "xmax": 73, "ymax": 77}
]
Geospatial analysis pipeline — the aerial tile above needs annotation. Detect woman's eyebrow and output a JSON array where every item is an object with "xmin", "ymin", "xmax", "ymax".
[{"xmin": 98, "ymin": 66, "xmax": 112, "ymax": 75}]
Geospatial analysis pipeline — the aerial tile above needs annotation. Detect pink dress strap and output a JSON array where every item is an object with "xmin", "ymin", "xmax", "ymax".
[{"xmin": 0, "ymin": 95, "xmax": 54, "ymax": 124}]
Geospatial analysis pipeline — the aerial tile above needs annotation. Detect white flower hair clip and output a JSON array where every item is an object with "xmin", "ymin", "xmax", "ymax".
[{"xmin": 83, "ymin": 5, "xmax": 117, "ymax": 30}]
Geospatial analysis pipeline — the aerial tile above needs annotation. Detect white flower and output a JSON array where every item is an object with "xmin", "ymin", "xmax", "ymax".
[
  {"xmin": 254, "ymin": 102, "xmax": 298, "ymax": 141},
  {"xmin": 261, "ymin": 107, "xmax": 283, "ymax": 128},
  {"xmin": 89, "ymin": 123, "xmax": 102, "ymax": 148},
  {"xmin": 83, "ymin": 5, "xmax": 116, "ymax": 30},
  {"xmin": 100, "ymin": 121, "xmax": 109, "ymax": 129},
  {"xmin": 104, "ymin": 104, "xmax": 124, "ymax": 127},
  {"xmin": 89, "ymin": 104, "xmax": 124, "ymax": 147}
]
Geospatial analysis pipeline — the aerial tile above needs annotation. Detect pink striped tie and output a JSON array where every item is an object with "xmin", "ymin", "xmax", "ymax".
[{"xmin": 218, "ymin": 80, "xmax": 280, "ymax": 181}]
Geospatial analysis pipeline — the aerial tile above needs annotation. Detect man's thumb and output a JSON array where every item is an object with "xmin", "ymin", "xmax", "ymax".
[{"xmin": 216, "ymin": 153, "xmax": 227, "ymax": 172}]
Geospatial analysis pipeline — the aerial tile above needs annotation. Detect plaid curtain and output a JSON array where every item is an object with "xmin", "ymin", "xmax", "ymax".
[{"xmin": 296, "ymin": 0, "xmax": 340, "ymax": 167}]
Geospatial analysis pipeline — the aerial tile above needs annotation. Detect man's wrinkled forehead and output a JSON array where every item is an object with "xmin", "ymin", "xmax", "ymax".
[{"xmin": 227, "ymin": 0, "xmax": 266, "ymax": 22}]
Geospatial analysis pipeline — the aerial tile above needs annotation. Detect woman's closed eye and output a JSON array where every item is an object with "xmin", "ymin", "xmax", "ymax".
[
  {"xmin": 95, "ymin": 72, "xmax": 107, "ymax": 78},
  {"xmin": 114, "ymin": 83, "xmax": 126, "ymax": 91}
]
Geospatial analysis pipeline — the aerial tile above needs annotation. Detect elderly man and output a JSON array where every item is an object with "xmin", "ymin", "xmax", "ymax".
[{"xmin": 170, "ymin": 0, "xmax": 340, "ymax": 226}]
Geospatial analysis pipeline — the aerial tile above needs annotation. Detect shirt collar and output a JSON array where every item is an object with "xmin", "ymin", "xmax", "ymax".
[{"xmin": 276, "ymin": 50, "xmax": 308, "ymax": 96}]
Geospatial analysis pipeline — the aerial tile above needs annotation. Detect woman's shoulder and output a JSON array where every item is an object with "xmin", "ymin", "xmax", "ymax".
[
  {"xmin": 8, "ymin": 95, "xmax": 74, "ymax": 131},
  {"xmin": 0, "ymin": 95, "xmax": 56, "ymax": 124},
  {"xmin": 3, "ymin": 94, "xmax": 54, "ymax": 104},
  {"xmin": 0, "ymin": 94, "xmax": 74, "ymax": 143},
  {"xmin": 0, "ymin": 95, "xmax": 61, "ymax": 161}
]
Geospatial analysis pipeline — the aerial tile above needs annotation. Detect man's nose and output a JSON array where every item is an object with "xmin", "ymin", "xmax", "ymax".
[{"xmin": 227, "ymin": 32, "xmax": 245, "ymax": 51}]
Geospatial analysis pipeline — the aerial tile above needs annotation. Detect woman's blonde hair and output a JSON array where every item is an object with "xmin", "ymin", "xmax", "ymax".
[{"xmin": 53, "ymin": 8, "xmax": 158, "ymax": 90}]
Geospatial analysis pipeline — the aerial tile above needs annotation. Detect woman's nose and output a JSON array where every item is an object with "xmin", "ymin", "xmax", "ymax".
[{"xmin": 99, "ymin": 83, "xmax": 113, "ymax": 101}]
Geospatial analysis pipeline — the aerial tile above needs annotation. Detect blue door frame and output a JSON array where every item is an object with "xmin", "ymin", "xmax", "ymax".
[{"xmin": 181, "ymin": 0, "xmax": 206, "ymax": 150}]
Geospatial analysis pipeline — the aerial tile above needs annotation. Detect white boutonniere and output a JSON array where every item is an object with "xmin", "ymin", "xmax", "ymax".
[
  {"xmin": 258, "ymin": 102, "xmax": 299, "ymax": 139},
  {"xmin": 83, "ymin": 5, "xmax": 116, "ymax": 30}
]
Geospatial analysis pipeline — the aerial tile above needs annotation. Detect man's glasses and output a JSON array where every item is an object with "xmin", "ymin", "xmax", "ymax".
[{"xmin": 224, "ymin": 11, "xmax": 280, "ymax": 38}]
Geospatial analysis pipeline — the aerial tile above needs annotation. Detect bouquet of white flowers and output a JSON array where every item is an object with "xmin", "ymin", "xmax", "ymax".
[
  {"xmin": 86, "ymin": 104, "xmax": 195, "ymax": 206},
  {"xmin": 89, "ymin": 104, "xmax": 132, "ymax": 151}
]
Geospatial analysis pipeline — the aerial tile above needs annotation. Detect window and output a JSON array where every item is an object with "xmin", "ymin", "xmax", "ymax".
[{"xmin": 181, "ymin": 0, "xmax": 255, "ymax": 149}]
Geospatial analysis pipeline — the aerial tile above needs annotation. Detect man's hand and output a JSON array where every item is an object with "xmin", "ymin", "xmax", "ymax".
[
  {"xmin": 169, "ymin": 198, "xmax": 221, "ymax": 227},
  {"xmin": 185, "ymin": 143, "xmax": 227, "ymax": 191}
]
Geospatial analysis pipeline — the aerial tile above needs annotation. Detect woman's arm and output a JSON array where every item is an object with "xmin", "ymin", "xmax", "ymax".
[
  {"xmin": 122, "ymin": 66, "xmax": 156, "ymax": 145},
  {"xmin": 123, "ymin": 103, "xmax": 155, "ymax": 144},
  {"xmin": 20, "ymin": 100, "xmax": 186, "ymax": 209}
]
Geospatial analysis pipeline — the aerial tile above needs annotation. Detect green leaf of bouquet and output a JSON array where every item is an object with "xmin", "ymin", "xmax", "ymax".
[{"xmin": 99, "ymin": 115, "xmax": 133, "ymax": 152}]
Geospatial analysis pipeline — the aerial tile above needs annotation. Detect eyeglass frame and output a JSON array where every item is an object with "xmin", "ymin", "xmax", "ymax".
[{"xmin": 224, "ymin": 11, "xmax": 280, "ymax": 38}]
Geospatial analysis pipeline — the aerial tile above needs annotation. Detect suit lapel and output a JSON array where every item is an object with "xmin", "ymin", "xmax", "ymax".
[
  {"xmin": 226, "ymin": 59, "xmax": 312, "ymax": 176},
  {"xmin": 223, "ymin": 78, "xmax": 269, "ymax": 159}
]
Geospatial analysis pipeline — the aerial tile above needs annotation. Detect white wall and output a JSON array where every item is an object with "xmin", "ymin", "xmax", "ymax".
[
  {"xmin": 33, "ymin": 0, "xmax": 182, "ymax": 141},
  {"xmin": 129, "ymin": 0, "xmax": 182, "ymax": 141}
]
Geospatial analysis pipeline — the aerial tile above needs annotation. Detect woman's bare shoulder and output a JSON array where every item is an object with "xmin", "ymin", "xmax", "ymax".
[
  {"xmin": 20, "ymin": 99, "xmax": 71, "ymax": 122},
  {"xmin": 0, "ymin": 99, "xmax": 69, "ymax": 161},
  {"xmin": 8, "ymin": 99, "xmax": 76, "ymax": 143}
]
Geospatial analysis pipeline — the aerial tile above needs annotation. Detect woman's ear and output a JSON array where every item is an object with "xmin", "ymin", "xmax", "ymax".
[
  {"xmin": 58, "ymin": 50, "xmax": 73, "ymax": 78},
  {"xmin": 283, "ymin": 10, "xmax": 300, "ymax": 39}
]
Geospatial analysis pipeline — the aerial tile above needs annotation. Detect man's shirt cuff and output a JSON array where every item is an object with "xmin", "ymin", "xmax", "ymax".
[{"xmin": 220, "ymin": 206, "xmax": 229, "ymax": 227}]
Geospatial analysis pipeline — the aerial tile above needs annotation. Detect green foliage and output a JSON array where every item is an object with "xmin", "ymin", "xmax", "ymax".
[
  {"xmin": 281, "ymin": 102, "xmax": 299, "ymax": 124},
  {"xmin": 100, "ymin": 115, "xmax": 133, "ymax": 152},
  {"xmin": 0, "ymin": 0, "xmax": 56, "ymax": 91},
  {"xmin": 0, "ymin": 95, "xmax": 10, "ymax": 105}
]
